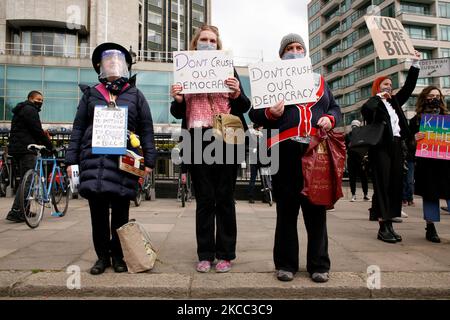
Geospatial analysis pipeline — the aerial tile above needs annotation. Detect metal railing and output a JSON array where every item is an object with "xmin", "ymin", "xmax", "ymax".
[{"xmin": 0, "ymin": 42, "xmax": 262, "ymax": 67}]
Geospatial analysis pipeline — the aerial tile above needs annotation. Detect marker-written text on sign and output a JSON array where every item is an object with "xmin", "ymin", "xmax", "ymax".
[
  {"xmin": 365, "ymin": 15, "xmax": 416, "ymax": 60},
  {"xmin": 249, "ymin": 58, "xmax": 316, "ymax": 109},
  {"xmin": 173, "ymin": 50, "xmax": 234, "ymax": 94},
  {"xmin": 92, "ymin": 106, "xmax": 127, "ymax": 155},
  {"xmin": 416, "ymin": 114, "xmax": 450, "ymax": 160}
]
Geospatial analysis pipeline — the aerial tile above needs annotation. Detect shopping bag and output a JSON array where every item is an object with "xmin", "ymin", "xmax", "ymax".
[
  {"xmin": 301, "ymin": 129, "xmax": 346, "ymax": 207},
  {"xmin": 117, "ymin": 220, "xmax": 157, "ymax": 273}
]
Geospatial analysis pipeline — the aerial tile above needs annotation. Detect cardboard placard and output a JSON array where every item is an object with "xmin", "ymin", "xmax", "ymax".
[
  {"xmin": 248, "ymin": 57, "xmax": 316, "ymax": 109},
  {"xmin": 173, "ymin": 50, "xmax": 234, "ymax": 94},
  {"xmin": 92, "ymin": 105, "xmax": 128, "ymax": 155},
  {"xmin": 364, "ymin": 15, "xmax": 416, "ymax": 60},
  {"xmin": 415, "ymin": 114, "xmax": 450, "ymax": 160}
]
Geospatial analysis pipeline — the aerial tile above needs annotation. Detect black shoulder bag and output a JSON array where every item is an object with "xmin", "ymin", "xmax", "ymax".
[{"xmin": 349, "ymin": 108, "xmax": 385, "ymax": 155}]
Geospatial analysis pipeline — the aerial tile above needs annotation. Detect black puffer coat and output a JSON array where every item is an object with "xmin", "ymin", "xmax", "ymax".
[
  {"xmin": 65, "ymin": 84, "xmax": 157, "ymax": 200},
  {"xmin": 8, "ymin": 101, "xmax": 52, "ymax": 155}
]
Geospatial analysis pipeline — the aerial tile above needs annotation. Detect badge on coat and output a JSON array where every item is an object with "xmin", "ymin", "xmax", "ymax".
[{"xmin": 92, "ymin": 105, "xmax": 128, "ymax": 155}]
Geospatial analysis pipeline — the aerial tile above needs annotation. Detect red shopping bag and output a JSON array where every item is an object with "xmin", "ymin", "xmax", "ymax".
[{"xmin": 301, "ymin": 129, "xmax": 346, "ymax": 207}]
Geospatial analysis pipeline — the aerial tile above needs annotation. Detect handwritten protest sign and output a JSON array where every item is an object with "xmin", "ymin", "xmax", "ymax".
[
  {"xmin": 415, "ymin": 114, "xmax": 450, "ymax": 160},
  {"xmin": 364, "ymin": 15, "xmax": 416, "ymax": 60},
  {"xmin": 92, "ymin": 106, "xmax": 128, "ymax": 155},
  {"xmin": 419, "ymin": 58, "xmax": 450, "ymax": 78},
  {"xmin": 173, "ymin": 50, "xmax": 234, "ymax": 94},
  {"xmin": 248, "ymin": 57, "xmax": 316, "ymax": 109}
]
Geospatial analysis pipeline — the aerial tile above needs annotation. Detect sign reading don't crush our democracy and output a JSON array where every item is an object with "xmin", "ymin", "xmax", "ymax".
[
  {"xmin": 248, "ymin": 57, "xmax": 316, "ymax": 109},
  {"xmin": 173, "ymin": 50, "xmax": 234, "ymax": 94}
]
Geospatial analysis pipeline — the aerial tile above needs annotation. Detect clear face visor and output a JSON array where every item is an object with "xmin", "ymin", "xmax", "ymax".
[{"xmin": 99, "ymin": 50, "xmax": 129, "ymax": 79}]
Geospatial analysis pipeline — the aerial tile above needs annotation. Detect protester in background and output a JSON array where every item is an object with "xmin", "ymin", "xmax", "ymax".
[
  {"xmin": 170, "ymin": 25, "xmax": 250, "ymax": 273},
  {"xmin": 361, "ymin": 50, "xmax": 421, "ymax": 244},
  {"xmin": 5, "ymin": 91, "xmax": 52, "ymax": 223},
  {"xmin": 65, "ymin": 42, "xmax": 156, "ymax": 274},
  {"xmin": 410, "ymin": 85, "xmax": 450, "ymax": 243},
  {"xmin": 345, "ymin": 119, "xmax": 370, "ymax": 202},
  {"xmin": 402, "ymin": 135, "xmax": 416, "ymax": 207},
  {"xmin": 249, "ymin": 33, "xmax": 342, "ymax": 283}
]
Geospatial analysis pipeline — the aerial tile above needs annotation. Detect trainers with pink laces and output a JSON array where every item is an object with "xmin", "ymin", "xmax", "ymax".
[
  {"xmin": 215, "ymin": 260, "xmax": 232, "ymax": 273},
  {"xmin": 196, "ymin": 260, "xmax": 211, "ymax": 273}
]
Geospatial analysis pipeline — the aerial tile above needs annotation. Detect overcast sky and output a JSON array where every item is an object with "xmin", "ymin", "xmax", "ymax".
[{"xmin": 210, "ymin": 0, "xmax": 309, "ymax": 64}]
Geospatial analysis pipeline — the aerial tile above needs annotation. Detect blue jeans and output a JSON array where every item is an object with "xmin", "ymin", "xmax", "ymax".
[
  {"xmin": 402, "ymin": 160, "xmax": 414, "ymax": 202},
  {"xmin": 424, "ymin": 199, "xmax": 450, "ymax": 222}
]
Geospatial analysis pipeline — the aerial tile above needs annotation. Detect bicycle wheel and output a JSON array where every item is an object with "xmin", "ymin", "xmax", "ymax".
[
  {"xmin": 20, "ymin": 169, "xmax": 45, "ymax": 229},
  {"xmin": 181, "ymin": 185, "xmax": 186, "ymax": 207},
  {"xmin": 134, "ymin": 190, "xmax": 143, "ymax": 207},
  {"xmin": 0, "ymin": 165, "xmax": 8, "ymax": 197},
  {"xmin": 51, "ymin": 174, "xmax": 70, "ymax": 217}
]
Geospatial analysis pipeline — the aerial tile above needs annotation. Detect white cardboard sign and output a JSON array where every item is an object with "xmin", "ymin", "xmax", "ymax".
[
  {"xmin": 248, "ymin": 57, "xmax": 316, "ymax": 109},
  {"xmin": 173, "ymin": 50, "xmax": 234, "ymax": 94},
  {"xmin": 92, "ymin": 106, "xmax": 128, "ymax": 155},
  {"xmin": 419, "ymin": 58, "xmax": 450, "ymax": 78}
]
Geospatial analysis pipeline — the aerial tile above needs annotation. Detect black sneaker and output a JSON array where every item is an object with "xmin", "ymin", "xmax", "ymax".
[
  {"xmin": 112, "ymin": 257, "xmax": 128, "ymax": 273},
  {"xmin": 90, "ymin": 258, "xmax": 111, "ymax": 275},
  {"xmin": 6, "ymin": 210, "xmax": 25, "ymax": 223}
]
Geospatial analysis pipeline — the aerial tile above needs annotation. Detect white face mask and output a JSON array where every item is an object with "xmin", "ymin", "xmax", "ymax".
[
  {"xmin": 282, "ymin": 52, "xmax": 306, "ymax": 60},
  {"xmin": 197, "ymin": 42, "xmax": 217, "ymax": 50},
  {"xmin": 99, "ymin": 50, "xmax": 129, "ymax": 79}
]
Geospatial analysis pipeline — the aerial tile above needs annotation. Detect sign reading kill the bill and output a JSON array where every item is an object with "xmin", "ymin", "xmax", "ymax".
[
  {"xmin": 419, "ymin": 58, "xmax": 450, "ymax": 78},
  {"xmin": 173, "ymin": 50, "xmax": 234, "ymax": 94},
  {"xmin": 248, "ymin": 57, "xmax": 316, "ymax": 109},
  {"xmin": 364, "ymin": 15, "xmax": 416, "ymax": 60},
  {"xmin": 415, "ymin": 114, "xmax": 450, "ymax": 160}
]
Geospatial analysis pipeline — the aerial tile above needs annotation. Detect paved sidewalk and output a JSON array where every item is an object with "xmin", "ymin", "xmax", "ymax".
[{"xmin": 0, "ymin": 189, "xmax": 449, "ymax": 299}]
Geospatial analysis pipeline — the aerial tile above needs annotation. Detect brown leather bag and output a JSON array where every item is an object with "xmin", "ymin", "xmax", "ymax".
[{"xmin": 208, "ymin": 94, "xmax": 245, "ymax": 144}]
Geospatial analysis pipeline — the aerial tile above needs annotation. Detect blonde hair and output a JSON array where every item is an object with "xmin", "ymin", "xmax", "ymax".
[{"xmin": 189, "ymin": 25, "xmax": 222, "ymax": 50}]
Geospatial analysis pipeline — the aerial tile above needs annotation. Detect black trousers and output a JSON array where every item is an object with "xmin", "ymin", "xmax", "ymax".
[
  {"xmin": 190, "ymin": 163, "xmax": 237, "ymax": 262},
  {"xmin": 88, "ymin": 195, "xmax": 130, "ymax": 260},
  {"xmin": 11, "ymin": 153, "xmax": 36, "ymax": 212},
  {"xmin": 347, "ymin": 155, "xmax": 368, "ymax": 196},
  {"xmin": 369, "ymin": 138, "xmax": 403, "ymax": 220},
  {"xmin": 272, "ymin": 140, "xmax": 330, "ymax": 274}
]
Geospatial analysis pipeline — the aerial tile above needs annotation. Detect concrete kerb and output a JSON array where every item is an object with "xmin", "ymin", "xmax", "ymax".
[{"xmin": 1, "ymin": 271, "xmax": 450, "ymax": 299}]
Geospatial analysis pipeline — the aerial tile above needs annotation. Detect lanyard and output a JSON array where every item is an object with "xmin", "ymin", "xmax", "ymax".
[{"xmin": 108, "ymin": 92, "xmax": 118, "ymax": 109}]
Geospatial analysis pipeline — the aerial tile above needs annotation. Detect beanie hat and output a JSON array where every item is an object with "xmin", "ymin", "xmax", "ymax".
[
  {"xmin": 371, "ymin": 76, "xmax": 391, "ymax": 96},
  {"xmin": 279, "ymin": 33, "xmax": 307, "ymax": 58}
]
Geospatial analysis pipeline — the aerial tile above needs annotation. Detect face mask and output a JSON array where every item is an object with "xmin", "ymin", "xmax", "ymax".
[
  {"xmin": 33, "ymin": 101, "xmax": 43, "ymax": 109},
  {"xmin": 99, "ymin": 77, "xmax": 129, "ymax": 95},
  {"xmin": 424, "ymin": 98, "xmax": 441, "ymax": 114},
  {"xmin": 196, "ymin": 42, "xmax": 217, "ymax": 51},
  {"xmin": 282, "ymin": 52, "xmax": 305, "ymax": 60},
  {"xmin": 380, "ymin": 87, "xmax": 392, "ymax": 95}
]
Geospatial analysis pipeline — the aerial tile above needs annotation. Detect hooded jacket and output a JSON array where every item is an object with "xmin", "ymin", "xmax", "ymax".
[{"xmin": 8, "ymin": 101, "xmax": 52, "ymax": 155}]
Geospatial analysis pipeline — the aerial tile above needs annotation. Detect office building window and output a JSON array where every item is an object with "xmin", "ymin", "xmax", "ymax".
[
  {"xmin": 440, "ymin": 25, "xmax": 450, "ymax": 41},
  {"xmin": 443, "ymin": 76, "xmax": 450, "ymax": 87},
  {"xmin": 310, "ymin": 35, "xmax": 321, "ymax": 50},
  {"xmin": 311, "ymin": 51, "xmax": 321, "ymax": 65},
  {"xmin": 309, "ymin": 18, "xmax": 321, "ymax": 34},
  {"xmin": 377, "ymin": 58, "xmax": 397, "ymax": 72},
  {"xmin": 148, "ymin": 29, "xmax": 162, "ymax": 44},
  {"xmin": 149, "ymin": 0, "xmax": 163, "ymax": 7},
  {"xmin": 308, "ymin": 1, "xmax": 320, "ymax": 18},
  {"xmin": 441, "ymin": 48, "xmax": 450, "ymax": 57},
  {"xmin": 400, "ymin": 2, "xmax": 430, "ymax": 15},
  {"xmin": 148, "ymin": 11, "xmax": 163, "ymax": 25},
  {"xmin": 381, "ymin": 4, "xmax": 395, "ymax": 17},
  {"xmin": 405, "ymin": 25, "xmax": 432, "ymax": 40},
  {"xmin": 439, "ymin": 2, "xmax": 450, "ymax": 18},
  {"xmin": 171, "ymin": 1, "xmax": 185, "ymax": 15},
  {"xmin": 192, "ymin": 8, "xmax": 204, "ymax": 22},
  {"xmin": 192, "ymin": 0, "xmax": 204, "ymax": 5}
]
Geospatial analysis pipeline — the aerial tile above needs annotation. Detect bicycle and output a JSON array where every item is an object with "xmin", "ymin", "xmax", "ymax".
[
  {"xmin": 134, "ymin": 172, "xmax": 154, "ymax": 206},
  {"xmin": 20, "ymin": 144, "xmax": 70, "ymax": 229},
  {"xmin": 0, "ymin": 149, "xmax": 10, "ymax": 197},
  {"xmin": 177, "ymin": 169, "xmax": 192, "ymax": 208},
  {"xmin": 259, "ymin": 166, "xmax": 273, "ymax": 206}
]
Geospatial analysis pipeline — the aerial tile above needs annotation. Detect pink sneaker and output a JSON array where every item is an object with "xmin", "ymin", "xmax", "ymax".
[
  {"xmin": 196, "ymin": 260, "xmax": 211, "ymax": 273},
  {"xmin": 215, "ymin": 260, "xmax": 232, "ymax": 273}
]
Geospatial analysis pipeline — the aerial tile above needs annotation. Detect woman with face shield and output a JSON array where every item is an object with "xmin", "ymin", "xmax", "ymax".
[
  {"xmin": 65, "ymin": 43, "xmax": 157, "ymax": 275},
  {"xmin": 361, "ymin": 50, "xmax": 421, "ymax": 244},
  {"xmin": 249, "ymin": 33, "xmax": 342, "ymax": 283},
  {"xmin": 170, "ymin": 25, "xmax": 251, "ymax": 273},
  {"xmin": 409, "ymin": 86, "xmax": 450, "ymax": 243}
]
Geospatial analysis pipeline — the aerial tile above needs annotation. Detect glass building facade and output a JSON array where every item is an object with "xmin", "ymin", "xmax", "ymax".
[{"xmin": 0, "ymin": 64, "xmax": 251, "ymax": 125}]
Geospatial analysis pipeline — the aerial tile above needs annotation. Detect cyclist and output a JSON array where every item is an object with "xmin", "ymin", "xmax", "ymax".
[{"xmin": 6, "ymin": 91, "xmax": 52, "ymax": 223}]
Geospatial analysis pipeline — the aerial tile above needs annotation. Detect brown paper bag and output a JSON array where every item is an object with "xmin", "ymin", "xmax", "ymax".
[{"xmin": 117, "ymin": 220, "xmax": 157, "ymax": 273}]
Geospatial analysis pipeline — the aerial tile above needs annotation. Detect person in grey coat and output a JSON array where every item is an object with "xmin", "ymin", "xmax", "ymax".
[{"xmin": 65, "ymin": 43, "xmax": 156, "ymax": 275}]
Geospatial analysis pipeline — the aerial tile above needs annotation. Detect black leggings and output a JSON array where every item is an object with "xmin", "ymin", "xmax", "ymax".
[{"xmin": 88, "ymin": 195, "xmax": 130, "ymax": 260}]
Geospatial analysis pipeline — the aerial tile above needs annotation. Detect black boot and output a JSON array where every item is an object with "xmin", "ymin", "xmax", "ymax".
[
  {"xmin": 386, "ymin": 220, "xmax": 402, "ymax": 242},
  {"xmin": 377, "ymin": 221, "xmax": 397, "ymax": 243},
  {"xmin": 112, "ymin": 257, "xmax": 128, "ymax": 273},
  {"xmin": 426, "ymin": 223, "xmax": 441, "ymax": 243},
  {"xmin": 90, "ymin": 257, "xmax": 111, "ymax": 275}
]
